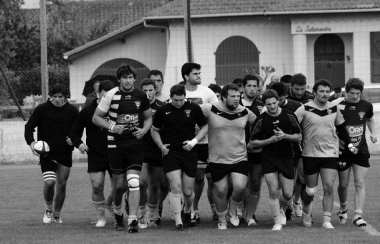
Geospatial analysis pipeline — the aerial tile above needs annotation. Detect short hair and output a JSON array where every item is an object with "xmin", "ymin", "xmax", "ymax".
[
  {"xmin": 280, "ymin": 75, "xmax": 292, "ymax": 84},
  {"xmin": 116, "ymin": 63, "xmax": 137, "ymax": 80},
  {"xmin": 333, "ymin": 87, "xmax": 342, "ymax": 93},
  {"xmin": 170, "ymin": 84, "xmax": 186, "ymax": 97},
  {"xmin": 148, "ymin": 70, "xmax": 163, "ymax": 82},
  {"xmin": 313, "ymin": 79, "xmax": 332, "ymax": 93},
  {"xmin": 50, "ymin": 84, "xmax": 69, "ymax": 97},
  {"xmin": 242, "ymin": 75, "xmax": 259, "ymax": 87},
  {"xmin": 221, "ymin": 83, "xmax": 239, "ymax": 101},
  {"xmin": 178, "ymin": 80, "xmax": 186, "ymax": 85},
  {"xmin": 269, "ymin": 82, "xmax": 288, "ymax": 97},
  {"xmin": 98, "ymin": 80, "xmax": 115, "ymax": 93},
  {"xmin": 181, "ymin": 63, "xmax": 201, "ymax": 81},
  {"xmin": 208, "ymin": 83, "xmax": 222, "ymax": 94},
  {"xmin": 232, "ymin": 78, "xmax": 244, "ymax": 87},
  {"xmin": 345, "ymin": 78, "xmax": 364, "ymax": 92},
  {"xmin": 262, "ymin": 89, "xmax": 279, "ymax": 104},
  {"xmin": 140, "ymin": 78, "xmax": 156, "ymax": 90},
  {"xmin": 291, "ymin": 73, "xmax": 307, "ymax": 86}
]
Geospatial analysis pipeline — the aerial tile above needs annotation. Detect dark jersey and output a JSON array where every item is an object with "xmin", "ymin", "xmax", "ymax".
[
  {"xmin": 143, "ymin": 99, "xmax": 164, "ymax": 159},
  {"xmin": 240, "ymin": 96, "xmax": 264, "ymax": 144},
  {"xmin": 152, "ymin": 100, "xmax": 207, "ymax": 150},
  {"xmin": 337, "ymin": 98, "xmax": 374, "ymax": 157},
  {"xmin": 251, "ymin": 109, "xmax": 302, "ymax": 158},
  {"xmin": 281, "ymin": 99, "xmax": 302, "ymax": 113},
  {"xmin": 287, "ymin": 90, "xmax": 314, "ymax": 104}
]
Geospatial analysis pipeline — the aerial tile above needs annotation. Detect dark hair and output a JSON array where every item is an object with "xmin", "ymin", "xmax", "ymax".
[
  {"xmin": 208, "ymin": 83, "xmax": 222, "ymax": 94},
  {"xmin": 313, "ymin": 79, "xmax": 332, "ymax": 93},
  {"xmin": 333, "ymin": 87, "xmax": 342, "ymax": 93},
  {"xmin": 140, "ymin": 78, "xmax": 156, "ymax": 90},
  {"xmin": 148, "ymin": 70, "xmax": 163, "ymax": 82},
  {"xmin": 50, "ymin": 84, "xmax": 69, "ymax": 97},
  {"xmin": 221, "ymin": 83, "xmax": 239, "ymax": 101},
  {"xmin": 269, "ymin": 82, "xmax": 288, "ymax": 97},
  {"xmin": 116, "ymin": 63, "xmax": 137, "ymax": 80},
  {"xmin": 170, "ymin": 84, "xmax": 186, "ymax": 97},
  {"xmin": 291, "ymin": 73, "xmax": 306, "ymax": 86},
  {"xmin": 232, "ymin": 78, "xmax": 244, "ymax": 87},
  {"xmin": 181, "ymin": 63, "xmax": 201, "ymax": 81},
  {"xmin": 178, "ymin": 80, "xmax": 186, "ymax": 85},
  {"xmin": 242, "ymin": 75, "xmax": 259, "ymax": 87},
  {"xmin": 280, "ymin": 75, "xmax": 292, "ymax": 84},
  {"xmin": 345, "ymin": 78, "xmax": 364, "ymax": 92},
  {"xmin": 262, "ymin": 89, "xmax": 279, "ymax": 104},
  {"xmin": 99, "ymin": 80, "xmax": 115, "ymax": 92}
]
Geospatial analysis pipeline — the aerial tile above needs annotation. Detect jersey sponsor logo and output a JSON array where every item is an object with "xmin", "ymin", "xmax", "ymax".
[
  {"xmin": 216, "ymin": 111, "xmax": 223, "ymax": 115},
  {"xmin": 165, "ymin": 111, "xmax": 171, "ymax": 115},
  {"xmin": 134, "ymin": 101, "xmax": 141, "ymax": 109},
  {"xmin": 327, "ymin": 109, "xmax": 332, "ymax": 114},
  {"xmin": 349, "ymin": 106, "xmax": 356, "ymax": 110},
  {"xmin": 346, "ymin": 125, "xmax": 363, "ymax": 137},
  {"xmin": 358, "ymin": 112, "xmax": 365, "ymax": 120},
  {"xmin": 124, "ymin": 95, "xmax": 131, "ymax": 99},
  {"xmin": 185, "ymin": 109, "xmax": 191, "ymax": 117}
]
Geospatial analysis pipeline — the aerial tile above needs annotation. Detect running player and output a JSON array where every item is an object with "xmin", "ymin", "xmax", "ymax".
[
  {"xmin": 336, "ymin": 78, "xmax": 377, "ymax": 227},
  {"xmin": 25, "ymin": 84, "xmax": 79, "ymax": 224},
  {"xmin": 249, "ymin": 89, "xmax": 302, "ymax": 231},
  {"xmin": 92, "ymin": 64, "xmax": 152, "ymax": 233},
  {"xmin": 202, "ymin": 84, "xmax": 256, "ymax": 229},
  {"xmin": 69, "ymin": 80, "xmax": 115, "ymax": 227},
  {"xmin": 151, "ymin": 84, "xmax": 208, "ymax": 230}
]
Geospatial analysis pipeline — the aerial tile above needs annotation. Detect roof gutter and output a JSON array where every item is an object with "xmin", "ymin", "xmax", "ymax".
[{"xmin": 143, "ymin": 19, "xmax": 170, "ymax": 47}]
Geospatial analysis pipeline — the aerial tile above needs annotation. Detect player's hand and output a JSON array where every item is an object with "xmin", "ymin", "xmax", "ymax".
[
  {"xmin": 66, "ymin": 136, "xmax": 73, "ymax": 146},
  {"xmin": 79, "ymin": 143, "xmax": 89, "ymax": 154},
  {"xmin": 161, "ymin": 144, "xmax": 170, "ymax": 156},
  {"xmin": 183, "ymin": 138, "xmax": 198, "ymax": 151},
  {"xmin": 270, "ymin": 135, "xmax": 282, "ymax": 143},
  {"xmin": 370, "ymin": 135, "xmax": 377, "ymax": 144},
  {"xmin": 112, "ymin": 125, "xmax": 124, "ymax": 134},
  {"xmin": 132, "ymin": 128, "xmax": 146, "ymax": 139},
  {"xmin": 273, "ymin": 128, "xmax": 285, "ymax": 139},
  {"xmin": 29, "ymin": 141, "xmax": 40, "ymax": 157}
]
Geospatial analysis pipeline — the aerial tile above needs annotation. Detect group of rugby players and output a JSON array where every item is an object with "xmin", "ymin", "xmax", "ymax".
[{"xmin": 25, "ymin": 62, "xmax": 377, "ymax": 232}]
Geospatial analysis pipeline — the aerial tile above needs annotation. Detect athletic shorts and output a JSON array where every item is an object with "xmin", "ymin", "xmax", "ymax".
[
  {"xmin": 262, "ymin": 154, "xmax": 294, "ymax": 180},
  {"xmin": 208, "ymin": 161, "xmax": 249, "ymax": 183},
  {"xmin": 196, "ymin": 144, "xmax": 208, "ymax": 168},
  {"xmin": 163, "ymin": 149, "xmax": 198, "ymax": 178},
  {"xmin": 144, "ymin": 157, "xmax": 164, "ymax": 167},
  {"xmin": 248, "ymin": 152, "xmax": 262, "ymax": 165},
  {"xmin": 108, "ymin": 145, "xmax": 143, "ymax": 174},
  {"xmin": 337, "ymin": 153, "xmax": 370, "ymax": 172},
  {"xmin": 40, "ymin": 152, "xmax": 72, "ymax": 174},
  {"xmin": 302, "ymin": 157, "xmax": 337, "ymax": 175},
  {"xmin": 87, "ymin": 154, "xmax": 112, "ymax": 175}
]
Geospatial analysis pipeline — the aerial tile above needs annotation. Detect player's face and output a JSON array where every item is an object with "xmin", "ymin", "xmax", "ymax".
[
  {"xmin": 150, "ymin": 75, "xmax": 163, "ymax": 93},
  {"xmin": 314, "ymin": 85, "xmax": 330, "ymax": 105},
  {"xmin": 346, "ymin": 88, "xmax": 361, "ymax": 103},
  {"xmin": 278, "ymin": 95, "xmax": 286, "ymax": 107},
  {"xmin": 291, "ymin": 84, "xmax": 306, "ymax": 99},
  {"xmin": 171, "ymin": 95, "xmax": 186, "ymax": 109},
  {"xmin": 244, "ymin": 80, "xmax": 258, "ymax": 99},
  {"xmin": 224, "ymin": 89, "xmax": 241, "ymax": 110},
  {"xmin": 258, "ymin": 82, "xmax": 263, "ymax": 96},
  {"xmin": 186, "ymin": 69, "xmax": 201, "ymax": 85},
  {"xmin": 51, "ymin": 93, "xmax": 66, "ymax": 107},
  {"xmin": 265, "ymin": 97, "xmax": 279, "ymax": 115},
  {"xmin": 142, "ymin": 84, "xmax": 156, "ymax": 102},
  {"xmin": 119, "ymin": 74, "xmax": 135, "ymax": 92}
]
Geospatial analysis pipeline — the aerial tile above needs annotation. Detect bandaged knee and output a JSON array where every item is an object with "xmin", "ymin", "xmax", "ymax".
[{"xmin": 127, "ymin": 174, "xmax": 140, "ymax": 191}]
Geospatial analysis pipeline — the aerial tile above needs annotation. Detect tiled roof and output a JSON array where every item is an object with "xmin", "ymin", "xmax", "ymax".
[{"xmin": 146, "ymin": 0, "xmax": 380, "ymax": 18}]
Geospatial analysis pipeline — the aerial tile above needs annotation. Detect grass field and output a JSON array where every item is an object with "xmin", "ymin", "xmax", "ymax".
[{"xmin": 1, "ymin": 156, "xmax": 380, "ymax": 244}]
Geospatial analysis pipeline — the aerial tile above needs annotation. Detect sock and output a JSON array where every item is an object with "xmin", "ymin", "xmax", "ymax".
[
  {"xmin": 245, "ymin": 190, "xmax": 260, "ymax": 219},
  {"xmin": 279, "ymin": 193, "xmax": 291, "ymax": 212},
  {"xmin": 183, "ymin": 192, "xmax": 194, "ymax": 214},
  {"xmin": 170, "ymin": 192, "xmax": 182, "ymax": 225},
  {"xmin": 323, "ymin": 212, "xmax": 331, "ymax": 223},
  {"xmin": 147, "ymin": 203, "xmax": 157, "ymax": 221},
  {"xmin": 294, "ymin": 182, "xmax": 302, "ymax": 203},
  {"xmin": 217, "ymin": 209, "xmax": 228, "ymax": 223},
  {"xmin": 193, "ymin": 181, "xmax": 205, "ymax": 210},
  {"xmin": 340, "ymin": 202, "xmax": 348, "ymax": 211},
  {"xmin": 210, "ymin": 203, "xmax": 216, "ymax": 213},
  {"xmin": 139, "ymin": 204, "xmax": 147, "ymax": 216},
  {"xmin": 302, "ymin": 201, "xmax": 312, "ymax": 215},
  {"xmin": 154, "ymin": 205, "xmax": 160, "ymax": 219},
  {"xmin": 354, "ymin": 210, "xmax": 363, "ymax": 220},
  {"xmin": 105, "ymin": 203, "xmax": 114, "ymax": 213},
  {"xmin": 53, "ymin": 210, "xmax": 61, "ymax": 218},
  {"xmin": 269, "ymin": 198, "xmax": 280, "ymax": 224},
  {"xmin": 45, "ymin": 200, "xmax": 53, "ymax": 212},
  {"xmin": 128, "ymin": 215, "xmax": 137, "ymax": 225},
  {"xmin": 93, "ymin": 199, "xmax": 106, "ymax": 220},
  {"xmin": 114, "ymin": 204, "xmax": 123, "ymax": 216}
]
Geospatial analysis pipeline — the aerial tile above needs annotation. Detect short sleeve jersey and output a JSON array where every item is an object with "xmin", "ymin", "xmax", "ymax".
[
  {"xmin": 97, "ymin": 87, "xmax": 150, "ymax": 148},
  {"xmin": 337, "ymin": 98, "xmax": 373, "ymax": 157},
  {"xmin": 152, "ymin": 100, "xmax": 207, "ymax": 149},
  {"xmin": 142, "ymin": 99, "xmax": 164, "ymax": 159},
  {"xmin": 298, "ymin": 100, "xmax": 345, "ymax": 158},
  {"xmin": 240, "ymin": 96, "xmax": 264, "ymax": 145},
  {"xmin": 202, "ymin": 101, "xmax": 256, "ymax": 165},
  {"xmin": 250, "ymin": 109, "xmax": 301, "ymax": 158}
]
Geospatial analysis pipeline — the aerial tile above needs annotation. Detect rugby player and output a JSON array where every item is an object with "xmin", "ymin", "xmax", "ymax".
[{"xmin": 149, "ymin": 70, "xmax": 170, "ymax": 103}]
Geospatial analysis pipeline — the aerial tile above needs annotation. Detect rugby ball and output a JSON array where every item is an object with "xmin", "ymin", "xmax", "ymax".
[{"xmin": 33, "ymin": 141, "xmax": 50, "ymax": 155}]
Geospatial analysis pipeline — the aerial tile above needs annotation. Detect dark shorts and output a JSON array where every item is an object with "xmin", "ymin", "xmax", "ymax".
[
  {"xmin": 163, "ymin": 149, "xmax": 198, "ymax": 178},
  {"xmin": 40, "ymin": 152, "xmax": 72, "ymax": 174},
  {"xmin": 248, "ymin": 152, "xmax": 262, "ymax": 165},
  {"xmin": 108, "ymin": 145, "xmax": 143, "ymax": 174},
  {"xmin": 208, "ymin": 161, "xmax": 249, "ymax": 183},
  {"xmin": 144, "ymin": 157, "xmax": 164, "ymax": 167},
  {"xmin": 302, "ymin": 157, "xmax": 337, "ymax": 175},
  {"xmin": 88, "ymin": 154, "xmax": 112, "ymax": 175},
  {"xmin": 196, "ymin": 144, "xmax": 208, "ymax": 168},
  {"xmin": 262, "ymin": 154, "xmax": 294, "ymax": 180},
  {"xmin": 337, "ymin": 153, "xmax": 370, "ymax": 172}
]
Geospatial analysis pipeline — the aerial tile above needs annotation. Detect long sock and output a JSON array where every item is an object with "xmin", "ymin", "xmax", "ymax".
[
  {"xmin": 279, "ymin": 193, "xmax": 291, "ymax": 212},
  {"xmin": 154, "ymin": 205, "xmax": 160, "ymax": 219},
  {"xmin": 53, "ymin": 210, "xmax": 61, "ymax": 218},
  {"xmin": 45, "ymin": 200, "xmax": 53, "ymax": 212},
  {"xmin": 210, "ymin": 203, "xmax": 216, "ymax": 213},
  {"xmin": 323, "ymin": 212, "xmax": 331, "ymax": 223},
  {"xmin": 354, "ymin": 210, "xmax": 363, "ymax": 220},
  {"xmin": 170, "ymin": 192, "xmax": 182, "ymax": 225},
  {"xmin": 147, "ymin": 203, "xmax": 157, "ymax": 221},
  {"xmin": 245, "ymin": 190, "xmax": 260, "ymax": 219},
  {"xmin": 114, "ymin": 204, "xmax": 122, "ymax": 216},
  {"xmin": 93, "ymin": 199, "xmax": 106, "ymax": 220},
  {"xmin": 139, "ymin": 204, "xmax": 147, "ymax": 216},
  {"xmin": 183, "ymin": 192, "xmax": 194, "ymax": 214},
  {"xmin": 340, "ymin": 202, "xmax": 348, "ymax": 211},
  {"xmin": 302, "ymin": 201, "xmax": 312, "ymax": 215},
  {"xmin": 128, "ymin": 215, "xmax": 137, "ymax": 225},
  {"xmin": 229, "ymin": 198, "xmax": 241, "ymax": 215},
  {"xmin": 193, "ymin": 181, "xmax": 205, "ymax": 210},
  {"xmin": 269, "ymin": 198, "xmax": 281, "ymax": 224},
  {"xmin": 217, "ymin": 209, "xmax": 228, "ymax": 223},
  {"xmin": 294, "ymin": 182, "xmax": 302, "ymax": 203}
]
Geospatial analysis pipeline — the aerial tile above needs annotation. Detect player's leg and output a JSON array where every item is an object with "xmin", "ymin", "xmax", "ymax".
[
  {"xmin": 212, "ymin": 175, "xmax": 229, "ymax": 230},
  {"xmin": 126, "ymin": 169, "xmax": 141, "ymax": 232},
  {"xmin": 53, "ymin": 163, "xmax": 71, "ymax": 223},
  {"xmin": 278, "ymin": 172, "xmax": 294, "ymax": 227},
  {"xmin": 147, "ymin": 164, "xmax": 167, "ymax": 226},
  {"xmin": 157, "ymin": 173, "xmax": 169, "ymax": 220},
  {"xmin": 41, "ymin": 158, "xmax": 57, "ymax": 223},
  {"xmin": 245, "ymin": 162, "xmax": 263, "ymax": 225},
  {"xmin": 337, "ymin": 166, "xmax": 351, "ymax": 224},
  {"xmin": 138, "ymin": 162, "xmax": 149, "ymax": 228},
  {"xmin": 104, "ymin": 171, "xmax": 114, "ymax": 216},
  {"xmin": 264, "ymin": 172, "xmax": 282, "ymax": 230},
  {"xmin": 293, "ymin": 158, "xmax": 305, "ymax": 217},
  {"xmin": 205, "ymin": 170, "xmax": 217, "ymax": 220},
  {"xmin": 89, "ymin": 171, "xmax": 107, "ymax": 227},
  {"xmin": 320, "ymin": 167, "xmax": 338, "ymax": 229},
  {"xmin": 193, "ymin": 167, "xmax": 206, "ymax": 224},
  {"xmin": 302, "ymin": 172, "xmax": 318, "ymax": 227},
  {"xmin": 166, "ymin": 169, "xmax": 183, "ymax": 229},
  {"xmin": 229, "ymin": 171, "xmax": 248, "ymax": 227},
  {"xmin": 352, "ymin": 164, "xmax": 369, "ymax": 227},
  {"xmin": 182, "ymin": 171, "xmax": 196, "ymax": 228}
]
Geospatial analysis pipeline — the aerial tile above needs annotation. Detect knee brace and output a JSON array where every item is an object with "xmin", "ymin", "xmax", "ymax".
[
  {"xmin": 127, "ymin": 174, "xmax": 140, "ymax": 191},
  {"xmin": 42, "ymin": 171, "xmax": 56, "ymax": 182},
  {"xmin": 305, "ymin": 186, "xmax": 316, "ymax": 199}
]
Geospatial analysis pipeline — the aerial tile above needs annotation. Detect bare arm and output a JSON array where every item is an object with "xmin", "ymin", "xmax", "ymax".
[
  {"xmin": 151, "ymin": 127, "xmax": 169, "ymax": 155},
  {"xmin": 132, "ymin": 108, "xmax": 152, "ymax": 139},
  {"xmin": 367, "ymin": 117, "xmax": 377, "ymax": 143}
]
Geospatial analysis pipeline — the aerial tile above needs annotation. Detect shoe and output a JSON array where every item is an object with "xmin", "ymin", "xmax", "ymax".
[
  {"xmin": 272, "ymin": 223, "xmax": 282, "ymax": 231},
  {"xmin": 285, "ymin": 208, "xmax": 293, "ymax": 221},
  {"xmin": 52, "ymin": 216, "xmax": 63, "ymax": 223},
  {"xmin": 212, "ymin": 211, "xmax": 218, "ymax": 221},
  {"xmin": 322, "ymin": 221, "xmax": 334, "ymax": 229},
  {"xmin": 279, "ymin": 210, "xmax": 286, "ymax": 225},
  {"xmin": 218, "ymin": 221, "xmax": 228, "ymax": 230},
  {"xmin": 353, "ymin": 217, "xmax": 367, "ymax": 227},
  {"xmin": 338, "ymin": 209, "xmax": 348, "ymax": 224},
  {"xmin": 183, "ymin": 212, "xmax": 191, "ymax": 228},
  {"xmin": 95, "ymin": 219, "xmax": 106, "ymax": 227},
  {"xmin": 114, "ymin": 213, "xmax": 125, "ymax": 231},
  {"xmin": 148, "ymin": 219, "xmax": 157, "ymax": 228},
  {"xmin": 247, "ymin": 218, "xmax": 258, "ymax": 226},
  {"xmin": 128, "ymin": 219, "xmax": 139, "ymax": 233},
  {"xmin": 43, "ymin": 210, "xmax": 52, "ymax": 223},
  {"xmin": 294, "ymin": 202, "xmax": 302, "ymax": 217},
  {"xmin": 138, "ymin": 215, "xmax": 148, "ymax": 229},
  {"xmin": 228, "ymin": 210, "xmax": 240, "ymax": 227},
  {"xmin": 302, "ymin": 212, "xmax": 312, "ymax": 227},
  {"xmin": 176, "ymin": 224, "xmax": 184, "ymax": 231},
  {"xmin": 190, "ymin": 215, "xmax": 197, "ymax": 227},
  {"xmin": 154, "ymin": 217, "xmax": 162, "ymax": 227},
  {"xmin": 194, "ymin": 212, "xmax": 201, "ymax": 224}
]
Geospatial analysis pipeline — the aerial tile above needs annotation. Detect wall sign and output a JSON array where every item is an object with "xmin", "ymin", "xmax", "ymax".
[{"xmin": 295, "ymin": 25, "xmax": 332, "ymax": 33}]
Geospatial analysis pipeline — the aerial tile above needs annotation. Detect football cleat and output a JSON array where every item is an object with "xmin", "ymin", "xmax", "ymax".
[
  {"xmin": 338, "ymin": 209, "xmax": 348, "ymax": 224},
  {"xmin": 279, "ymin": 210, "xmax": 287, "ymax": 225},
  {"xmin": 183, "ymin": 212, "xmax": 192, "ymax": 228},
  {"xmin": 95, "ymin": 219, "xmax": 106, "ymax": 227},
  {"xmin": 293, "ymin": 202, "xmax": 302, "ymax": 217},
  {"xmin": 302, "ymin": 212, "xmax": 312, "ymax": 227},
  {"xmin": 218, "ymin": 221, "xmax": 228, "ymax": 230},
  {"xmin": 52, "ymin": 217, "xmax": 63, "ymax": 224},
  {"xmin": 43, "ymin": 210, "xmax": 52, "ymax": 223},
  {"xmin": 353, "ymin": 217, "xmax": 367, "ymax": 227},
  {"xmin": 322, "ymin": 221, "xmax": 334, "ymax": 229},
  {"xmin": 128, "ymin": 219, "xmax": 139, "ymax": 233},
  {"xmin": 272, "ymin": 223, "xmax": 282, "ymax": 231},
  {"xmin": 114, "ymin": 213, "xmax": 125, "ymax": 231},
  {"xmin": 176, "ymin": 224, "xmax": 184, "ymax": 231},
  {"xmin": 228, "ymin": 210, "xmax": 240, "ymax": 227},
  {"xmin": 138, "ymin": 215, "xmax": 148, "ymax": 229}
]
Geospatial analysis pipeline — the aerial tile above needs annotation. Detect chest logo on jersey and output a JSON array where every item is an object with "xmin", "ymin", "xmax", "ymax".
[
  {"xmin": 184, "ymin": 109, "xmax": 191, "ymax": 117},
  {"xmin": 349, "ymin": 106, "xmax": 356, "ymax": 110},
  {"xmin": 346, "ymin": 125, "xmax": 363, "ymax": 137},
  {"xmin": 134, "ymin": 101, "xmax": 141, "ymax": 109},
  {"xmin": 358, "ymin": 112, "xmax": 365, "ymax": 120},
  {"xmin": 124, "ymin": 95, "xmax": 131, "ymax": 99},
  {"xmin": 327, "ymin": 109, "xmax": 332, "ymax": 114}
]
